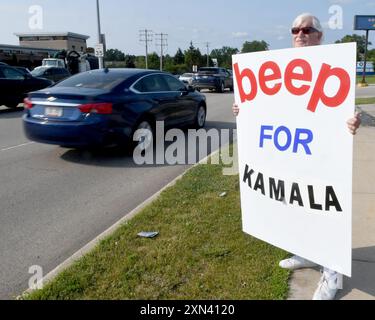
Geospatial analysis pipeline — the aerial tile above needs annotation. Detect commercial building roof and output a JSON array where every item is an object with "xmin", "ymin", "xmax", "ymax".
[{"xmin": 14, "ymin": 32, "xmax": 90, "ymax": 40}]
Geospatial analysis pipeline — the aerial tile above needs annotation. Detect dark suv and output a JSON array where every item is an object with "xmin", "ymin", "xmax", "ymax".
[
  {"xmin": 0, "ymin": 65, "xmax": 53, "ymax": 108},
  {"xmin": 191, "ymin": 67, "xmax": 233, "ymax": 93}
]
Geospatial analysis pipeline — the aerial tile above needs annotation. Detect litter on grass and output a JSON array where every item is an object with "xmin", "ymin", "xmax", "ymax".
[{"xmin": 137, "ymin": 232, "xmax": 159, "ymax": 238}]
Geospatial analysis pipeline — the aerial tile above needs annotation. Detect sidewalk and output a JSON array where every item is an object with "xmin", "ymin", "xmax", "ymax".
[{"xmin": 289, "ymin": 104, "xmax": 375, "ymax": 300}]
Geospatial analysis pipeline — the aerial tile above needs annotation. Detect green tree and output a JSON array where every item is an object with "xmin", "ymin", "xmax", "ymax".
[
  {"xmin": 135, "ymin": 56, "xmax": 146, "ymax": 69},
  {"xmin": 124, "ymin": 55, "xmax": 136, "ymax": 68},
  {"xmin": 105, "ymin": 48, "xmax": 125, "ymax": 61},
  {"xmin": 211, "ymin": 46, "xmax": 239, "ymax": 68},
  {"xmin": 86, "ymin": 47, "xmax": 95, "ymax": 54},
  {"xmin": 184, "ymin": 42, "xmax": 202, "ymax": 71},
  {"xmin": 335, "ymin": 34, "xmax": 372, "ymax": 61},
  {"xmin": 148, "ymin": 52, "xmax": 160, "ymax": 70},
  {"xmin": 174, "ymin": 48, "xmax": 185, "ymax": 65},
  {"xmin": 200, "ymin": 54, "xmax": 214, "ymax": 67},
  {"xmin": 241, "ymin": 40, "xmax": 269, "ymax": 53}
]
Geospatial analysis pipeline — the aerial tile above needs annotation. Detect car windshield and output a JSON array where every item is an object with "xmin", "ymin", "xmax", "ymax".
[
  {"xmin": 198, "ymin": 68, "xmax": 219, "ymax": 75},
  {"xmin": 54, "ymin": 71, "xmax": 130, "ymax": 90},
  {"xmin": 31, "ymin": 67, "xmax": 48, "ymax": 77}
]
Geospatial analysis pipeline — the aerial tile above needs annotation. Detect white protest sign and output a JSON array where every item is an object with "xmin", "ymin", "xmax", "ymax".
[{"xmin": 233, "ymin": 43, "xmax": 356, "ymax": 277}]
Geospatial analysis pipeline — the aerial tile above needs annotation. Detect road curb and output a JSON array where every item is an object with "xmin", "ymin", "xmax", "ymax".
[{"xmin": 20, "ymin": 147, "xmax": 224, "ymax": 299}]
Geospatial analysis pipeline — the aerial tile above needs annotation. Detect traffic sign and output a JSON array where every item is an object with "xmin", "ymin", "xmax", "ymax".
[{"xmin": 95, "ymin": 44, "xmax": 104, "ymax": 58}]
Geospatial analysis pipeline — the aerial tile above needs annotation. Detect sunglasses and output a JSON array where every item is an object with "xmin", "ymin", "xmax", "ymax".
[{"xmin": 291, "ymin": 27, "xmax": 319, "ymax": 35}]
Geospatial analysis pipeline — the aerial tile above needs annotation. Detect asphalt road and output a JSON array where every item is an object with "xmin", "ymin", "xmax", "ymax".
[
  {"xmin": 0, "ymin": 92, "xmax": 236, "ymax": 300},
  {"xmin": 356, "ymin": 84, "xmax": 375, "ymax": 98}
]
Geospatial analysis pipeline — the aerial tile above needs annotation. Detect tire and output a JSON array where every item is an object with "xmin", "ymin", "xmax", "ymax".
[
  {"xmin": 194, "ymin": 105, "xmax": 206, "ymax": 129},
  {"xmin": 216, "ymin": 81, "xmax": 225, "ymax": 93}
]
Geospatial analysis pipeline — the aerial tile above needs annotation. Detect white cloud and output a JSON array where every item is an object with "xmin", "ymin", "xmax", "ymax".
[{"xmin": 232, "ymin": 32, "xmax": 248, "ymax": 38}]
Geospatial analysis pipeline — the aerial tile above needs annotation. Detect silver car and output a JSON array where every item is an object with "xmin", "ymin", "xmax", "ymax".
[{"xmin": 179, "ymin": 73, "xmax": 195, "ymax": 85}]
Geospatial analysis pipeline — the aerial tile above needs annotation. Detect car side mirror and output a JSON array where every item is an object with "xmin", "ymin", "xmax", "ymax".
[{"xmin": 180, "ymin": 87, "xmax": 189, "ymax": 96}]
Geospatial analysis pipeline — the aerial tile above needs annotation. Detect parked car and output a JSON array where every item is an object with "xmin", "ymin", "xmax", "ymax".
[
  {"xmin": 191, "ymin": 67, "xmax": 233, "ymax": 93},
  {"xmin": 0, "ymin": 65, "xmax": 53, "ymax": 109},
  {"xmin": 31, "ymin": 67, "xmax": 71, "ymax": 83},
  {"xmin": 14, "ymin": 66, "xmax": 31, "ymax": 75},
  {"xmin": 23, "ymin": 68, "xmax": 207, "ymax": 149},
  {"xmin": 179, "ymin": 73, "xmax": 195, "ymax": 85}
]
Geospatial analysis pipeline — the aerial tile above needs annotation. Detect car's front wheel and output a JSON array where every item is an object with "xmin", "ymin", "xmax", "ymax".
[{"xmin": 194, "ymin": 105, "xmax": 206, "ymax": 128}]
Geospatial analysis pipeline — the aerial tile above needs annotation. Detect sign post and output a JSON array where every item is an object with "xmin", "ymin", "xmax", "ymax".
[{"xmin": 233, "ymin": 43, "xmax": 356, "ymax": 277}]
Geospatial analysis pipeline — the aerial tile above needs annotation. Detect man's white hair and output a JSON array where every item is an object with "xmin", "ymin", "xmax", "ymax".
[{"xmin": 292, "ymin": 13, "xmax": 323, "ymax": 33}]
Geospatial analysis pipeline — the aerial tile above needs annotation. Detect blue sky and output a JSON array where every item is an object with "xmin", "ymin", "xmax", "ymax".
[{"xmin": 0, "ymin": 0, "xmax": 374, "ymax": 56}]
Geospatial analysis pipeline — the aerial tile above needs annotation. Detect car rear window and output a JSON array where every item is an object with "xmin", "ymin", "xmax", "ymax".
[
  {"xmin": 198, "ymin": 68, "xmax": 220, "ymax": 75},
  {"xmin": 31, "ymin": 68, "xmax": 48, "ymax": 77},
  {"xmin": 55, "ymin": 71, "xmax": 129, "ymax": 90}
]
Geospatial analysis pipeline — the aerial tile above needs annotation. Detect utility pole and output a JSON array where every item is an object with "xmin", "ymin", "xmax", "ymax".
[
  {"xmin": 139, "ymin": 29, "xmax": 153, "ymax": 69},
  {"xmin": 155, "ymin": 33, "xmax": 168, "ymax": 71},
  {"xmin": 205, "ymin": 42, "xmax": 210, "ymax": 67},
  {"xmin": 96, "ymin": 0, "xmax": 104, "ymax": 69}
]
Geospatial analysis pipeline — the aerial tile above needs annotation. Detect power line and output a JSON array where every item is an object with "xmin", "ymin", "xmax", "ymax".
[
  {"xmin": 155, "ymin": 33, "xmax": 168, "ymax": 71},
  {"xmin": 139, "ymin": 29, "xmax": 153, "ymax": 69}
]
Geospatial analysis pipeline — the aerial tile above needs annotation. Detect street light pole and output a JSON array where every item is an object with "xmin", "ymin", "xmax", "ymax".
[{"xmin": 96, "ymin": 0, "xmax": 104, "ymax": 69}]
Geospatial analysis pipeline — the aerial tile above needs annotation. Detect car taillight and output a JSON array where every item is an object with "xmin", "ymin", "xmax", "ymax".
[
  {"xmin": 23, "ymin": 98, "xmax": 33, "ymax": 109},
  {"xmin": 79, "ymin": 103, "xmax": 113, "ymax": 114}
]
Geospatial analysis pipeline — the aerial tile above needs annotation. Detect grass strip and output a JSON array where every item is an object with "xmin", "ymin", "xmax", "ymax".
[
  {"xmin": 356, "ymin": 97, "xmax": 375, "ymax": 105},
  {"xmin": 357, "ymin": 75, "xmax": 375, "ymax": 84},
  {"xmin": 26, "ymin": 161, "xmax": 290, "ymax": 300}
]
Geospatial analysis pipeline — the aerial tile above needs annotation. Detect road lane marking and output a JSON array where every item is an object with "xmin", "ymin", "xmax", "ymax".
[{"xmin": 1, "ymin": 142, "xmax": 35, "ymax": 152}]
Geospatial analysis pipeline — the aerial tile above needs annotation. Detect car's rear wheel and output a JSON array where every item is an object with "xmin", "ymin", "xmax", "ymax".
[
  {"xmin": 194, "ymin": 105, "xmax": 206, "ymax": 128},
  {"xmin": 217, "ymin": 81, "xmax": 225, "ymax": 93}
]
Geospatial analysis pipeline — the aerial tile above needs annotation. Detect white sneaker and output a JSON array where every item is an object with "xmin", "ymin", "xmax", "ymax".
[
  {"xmin": 279, "ymin": 255, "xmax": 317, "ymax": 270},
  {"xmin": 313, "ymin": 269, "xmax": 343, "ymax": 300}
]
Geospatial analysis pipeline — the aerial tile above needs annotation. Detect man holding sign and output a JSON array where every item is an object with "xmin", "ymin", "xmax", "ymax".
[{"xmin": 232, "ymin": 13, "xmax": 361, "ymax": 300}]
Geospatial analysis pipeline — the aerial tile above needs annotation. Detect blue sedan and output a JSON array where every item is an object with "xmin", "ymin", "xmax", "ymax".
[{"xmin": 23, "ymin": 68, "xmax": 207, "ymax": 149}]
